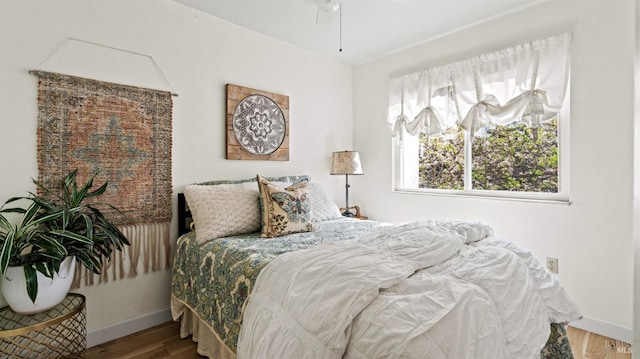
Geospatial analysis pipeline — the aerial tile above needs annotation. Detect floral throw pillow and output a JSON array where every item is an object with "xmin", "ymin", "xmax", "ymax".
[{"xmin": 257, "ymin": 175, "xmax": 314, "ymax": 238}]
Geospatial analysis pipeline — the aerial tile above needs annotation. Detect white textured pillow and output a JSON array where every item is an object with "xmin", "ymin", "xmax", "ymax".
[
  {"xmin": 307, "ymin": 183, "xmax": 342, "ymax": 222},
  {"xmin": 184, "ymin": 182, "xmax": 261, "ymax": 243}
]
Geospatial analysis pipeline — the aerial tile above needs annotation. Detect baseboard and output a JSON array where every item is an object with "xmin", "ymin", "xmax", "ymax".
[
  {"xmin": 568, "ymin": 316, "xmax": 633, "ymax": 343},
  {"xmin": 85, "ymin": 308, "xmax": 632, "ymax": 349},
  {"xmin": 86, "ymin": 307, "xmax": 173, "ymax": 348}
]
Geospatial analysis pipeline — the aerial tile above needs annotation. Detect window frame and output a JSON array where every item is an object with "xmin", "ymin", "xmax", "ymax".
[{"xmin": 392, "ymin": 89, "xmax": 571, "ymax": 203}]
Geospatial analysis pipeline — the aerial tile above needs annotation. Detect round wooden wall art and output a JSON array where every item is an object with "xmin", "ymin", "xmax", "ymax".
[{"xmin": 226, "ymin": 84, "xmax": 289, "ymax": 161}]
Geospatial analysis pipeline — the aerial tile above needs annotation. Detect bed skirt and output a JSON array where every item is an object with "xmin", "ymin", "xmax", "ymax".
[
  {"xmin": 171, "ymin": 293, "xmax": 573, "ymax": 359},
  {"xmin": 171, "ymin": 294, "xmax": 237, "ymax": 359}
]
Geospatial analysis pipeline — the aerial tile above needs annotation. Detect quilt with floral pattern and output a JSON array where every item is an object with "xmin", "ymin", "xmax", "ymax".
[
  {"xmin": 170, "ymin": 218, "xmax": 574, "ymax": 357},
  {"xmin": 171, "ymin": 218, "xmax": 387, "ymax": 352}
]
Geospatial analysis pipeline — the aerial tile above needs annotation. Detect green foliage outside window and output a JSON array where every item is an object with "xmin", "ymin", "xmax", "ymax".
[
  {"xmin": 418, "ymin": 119, "xmax": 558, "ymax": 193},
  {"xmin": 418, "ymin": 127, "xmax": 465, "ymax": 190}
]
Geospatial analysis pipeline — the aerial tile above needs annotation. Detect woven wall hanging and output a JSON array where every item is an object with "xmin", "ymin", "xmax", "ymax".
[{"xmin": 31, "ymin": 70, "xmax": 173, "ymax": 288}]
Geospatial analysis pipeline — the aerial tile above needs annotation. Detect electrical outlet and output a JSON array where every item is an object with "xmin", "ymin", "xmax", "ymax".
[{"xmin": 546, "ymin": 257, "xmax": 559, "ymax": 274}]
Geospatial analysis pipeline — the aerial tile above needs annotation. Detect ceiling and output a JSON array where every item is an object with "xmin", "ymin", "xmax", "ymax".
[{"xmin": 174, "ymin": 0, "xmax": 546, "ymax": 66}]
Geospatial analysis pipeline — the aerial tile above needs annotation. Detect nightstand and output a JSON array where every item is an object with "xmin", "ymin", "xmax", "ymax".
[{"xmin": 340, "ymin": 205, "xmax": 368, "ymax": 220}]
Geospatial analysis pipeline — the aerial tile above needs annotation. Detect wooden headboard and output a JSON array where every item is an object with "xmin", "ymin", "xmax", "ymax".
[{"xmin": 177, "ymin": 193, "xmax": 193, "ymax": 236}]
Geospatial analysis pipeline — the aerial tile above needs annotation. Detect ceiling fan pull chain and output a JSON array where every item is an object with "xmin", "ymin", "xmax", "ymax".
[{"xmin": 339, "ymin": 4, "xmax": 343, "ymax": 52}]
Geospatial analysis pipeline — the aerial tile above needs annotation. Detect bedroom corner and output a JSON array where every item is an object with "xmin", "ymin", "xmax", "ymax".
[{"xmin": 353, "ymin": 0, "xmax": 635, "ymax": 346}]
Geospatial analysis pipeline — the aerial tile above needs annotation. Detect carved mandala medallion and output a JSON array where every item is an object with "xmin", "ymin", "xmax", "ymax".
[{"xmin": 232, "ymin": 95, "xmax": 286, "ymax": 155}]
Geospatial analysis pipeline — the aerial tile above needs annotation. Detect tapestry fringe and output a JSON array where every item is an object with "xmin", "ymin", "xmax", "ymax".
[{"xmin": 71, "ymin": 222, "xmax": 171, "ymax": 289}]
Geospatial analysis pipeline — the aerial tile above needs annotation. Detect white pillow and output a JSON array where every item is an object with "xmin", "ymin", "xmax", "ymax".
[
  {"xmin": 308, "ymin": 183, "xmax": 342, "ymax": 222},
  {"xmin": 184, "ymin": 182, "xmax": 261, "ymax": 243},
  {"xmin": 183, "ymin": 181, "xmax": 297, "ymax": 243}
]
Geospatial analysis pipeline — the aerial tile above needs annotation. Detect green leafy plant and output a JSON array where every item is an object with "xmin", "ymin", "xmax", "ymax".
[
  {"xmin": 419, "ymin": 119, "xmax": 558, "ymax": 192},
  {"xmin": 0, "ymin": 170, "xmax": 130, "ymax": 302}
]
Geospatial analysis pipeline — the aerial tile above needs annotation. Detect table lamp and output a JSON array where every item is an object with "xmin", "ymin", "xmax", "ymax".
[{"xmin": 330, "ymin": 150, "xmax": 364, "ymax": 217}]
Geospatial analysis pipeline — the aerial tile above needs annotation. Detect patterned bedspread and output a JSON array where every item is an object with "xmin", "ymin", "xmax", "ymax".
[{"xmin": 171, "ymin": 218, "xmax": 388, "ymax": 353}]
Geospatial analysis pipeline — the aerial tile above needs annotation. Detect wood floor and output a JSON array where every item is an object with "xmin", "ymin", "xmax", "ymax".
[
  {"xmin": 86, "ymin": 321, "xmax": 201, "ymax": 359},
  {"xmin": 567, "ymin": 327, "xmax": 633, "ymax": 359},
  {"xmin": 86, "ymin": 321, "xmax": 632, "ymax": 359}
]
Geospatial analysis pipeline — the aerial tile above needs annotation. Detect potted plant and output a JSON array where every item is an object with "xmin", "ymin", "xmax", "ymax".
[{"xmin": 0, "ymin": 170, "xmax": 129, "ymax": 314}]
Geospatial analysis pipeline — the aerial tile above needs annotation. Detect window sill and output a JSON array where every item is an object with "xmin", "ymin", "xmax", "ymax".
[{"xmin": 392, "ymin": 188, "xmax": 571, "ymax": 205}]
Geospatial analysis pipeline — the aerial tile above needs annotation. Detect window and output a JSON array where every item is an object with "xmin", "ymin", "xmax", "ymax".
[{"xmin": 389, "ymin": 33, "xmax": 571, "ymax": 201}]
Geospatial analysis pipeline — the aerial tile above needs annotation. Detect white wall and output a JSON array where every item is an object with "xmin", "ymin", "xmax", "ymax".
[
  {"xmin": 353, "ymin": 0, "xmax": 635, "ymax": 341},
  {"xmin": 0, "ymin": 0, "xmax": 353, "ymax": 344}
]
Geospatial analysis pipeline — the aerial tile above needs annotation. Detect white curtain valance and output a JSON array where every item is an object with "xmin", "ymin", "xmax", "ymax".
[
  {"xmin": 389, "ymin": 65, "xmax": 455, "ymax": 140},
  {"xmin": 388, "ymin": 32, "xmax": 571, "ymax": 138}
]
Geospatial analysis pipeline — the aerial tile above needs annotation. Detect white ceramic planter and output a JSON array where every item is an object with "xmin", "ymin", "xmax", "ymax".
[{"xmin": 0, "ymin": 256, "xmax": 76, "ymax": 314}]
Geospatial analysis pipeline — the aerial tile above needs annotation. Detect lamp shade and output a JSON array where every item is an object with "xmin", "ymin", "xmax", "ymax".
[{"xmin": 331, "ymin": 151, "xmax": 364, "ymax": 175}]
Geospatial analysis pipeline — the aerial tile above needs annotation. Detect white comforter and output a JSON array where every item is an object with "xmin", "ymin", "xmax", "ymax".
[{"xmin": 237, "ymin": 221, "xmax": 582, "ymax": 359}]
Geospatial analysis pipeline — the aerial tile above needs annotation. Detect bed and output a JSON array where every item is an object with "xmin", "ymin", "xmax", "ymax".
[{"xmin": 170, "ymin": 175, "xmax": 582, "ymax": 359}]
